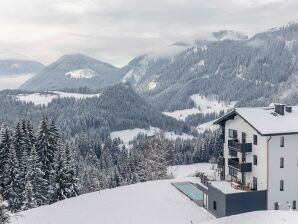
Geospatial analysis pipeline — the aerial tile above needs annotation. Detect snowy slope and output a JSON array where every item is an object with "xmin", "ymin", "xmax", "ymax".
[
  {"xmin": 111, "ymin": 126, "xmax": 193, "ymax": 145},
  {"xmin": 163, "ymin": 94, "xmax": 235, "ymax": 121},
  {"xmin": 12, "ymin": 162, "xmax": 298, "ymax": 224},
  {"xmin": 12, "ymin": 179, "xmax": 214, "ymax": 224},
  {"xmin": 16, "ymin": 91, "xmax": 101, "ymax": 106},
  {"xmin": 203, "ymin": 211, "xmax": 298, "ymax": 224}
]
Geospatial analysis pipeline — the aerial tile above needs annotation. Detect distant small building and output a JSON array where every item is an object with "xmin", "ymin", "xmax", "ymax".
[{"xmin": 205, "ymin": 104, "xmax": 298, "ymax": 217}]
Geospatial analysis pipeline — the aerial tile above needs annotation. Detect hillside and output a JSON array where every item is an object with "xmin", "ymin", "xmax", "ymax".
[
  {"xmin": 20, "ymin": 54, "xmax": 123, "ymax": 91},
  {"xmin": 12, "ymin": 163, "xmax": 298, "ymax": 224},
  {"xmin": 0, "ymin": 83, "xmax": 190, "ymax": 138},
  {"xmin": 123, "ymin": 21, "xmax": 298, "ymax": 112}
]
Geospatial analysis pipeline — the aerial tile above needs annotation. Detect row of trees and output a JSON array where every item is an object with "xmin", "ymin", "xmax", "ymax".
[
  {"xmin": 76, "ymin": 130, "xmax": 223, "ymax": 193},
  {"xmin": 0, "ymin": 116, "xmax": 78, "ymax": 213}
]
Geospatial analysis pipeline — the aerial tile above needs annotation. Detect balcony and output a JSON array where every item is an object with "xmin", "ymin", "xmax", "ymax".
[
  {"xmin": 228, "ymin": 158, "xmax": 252, "ymax": 173},
  {"xmin": 228, "ymin": 140, "xmax": 252, "ymax": 153}
]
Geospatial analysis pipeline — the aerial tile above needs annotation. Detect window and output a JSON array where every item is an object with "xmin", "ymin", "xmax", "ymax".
[
  {"xmin": 280, "ymin": 180, "xmax": 284, "ymax": 191},
  {"xmin": 229, "ymin": 129, "xmax": 238, "ymax": 139},
  {"xmin": 229, "ymin": 167, "xmax": 238, "ymax": 177},
  {"xmin": 293, "ymin": 201, "xmax": 297, "ymax": 210},
  {"xmin": 280, "ymin": 157, "xmax": 284, "ymax": 168},
  {"xmin": 253, "ymin": 177, "xmax": 258, "ymax": 191},
  {"xmin": 274, "ymin": 202, "xmax": 279, "ymax": 210},
  {"xmin": 253, "ymin": 135, "xmax": 258, "ymax": 145},
  {"xmin": 253, "ymin": 155, "xmax": 258, "ymax": 166},
  {"xmin": 280, "ymin": 136, "xmax": 284, "ymax": 147},
  {"xmin": 242, "ymin": 132, "xmax": 246, "ymax": 143},
  {"xmin": 213, "ymin": 201, "xmax": 217, "ymax": 210}
]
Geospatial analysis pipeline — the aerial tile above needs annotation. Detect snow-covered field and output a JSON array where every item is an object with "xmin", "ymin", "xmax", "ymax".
[
  {"xmin": 12, "ymin": 164, "xmax": 215, "ymax": 224},
  {"xmin": 203, "ymin": 211, "xmax": 298, "ymax": 224},
  {"xmin": 16, "ymin": 91, "xmax": 101, "ymax": 106},
  {"xmin": 110, "ymin": 126, "xmax": 193, "ymax": 145},
  {"xmin": 163, "ymin": 94, "xmax": 235, "ymax": 121},
  {"xmin": 12, "ymin": 163, "xmax": 298, "ymax": 224}
]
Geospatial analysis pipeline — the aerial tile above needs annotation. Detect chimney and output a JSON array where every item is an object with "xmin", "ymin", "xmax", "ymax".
[
  {"xmin": 274, "ymin": 104, "xmax": 285, "ymax": 116},
  {"xmin": 285, "ymin": 106, "xmax": 292, "ymax": 113}
]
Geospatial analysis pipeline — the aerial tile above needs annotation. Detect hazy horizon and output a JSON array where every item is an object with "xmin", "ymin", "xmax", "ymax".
[{"xmin": 0, "ymin": 0, "xmax": 297, "ymax": 67}]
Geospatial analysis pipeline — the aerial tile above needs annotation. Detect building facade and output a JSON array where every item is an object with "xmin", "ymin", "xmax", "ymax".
[{"xmin": 214, "ymin": 104, "xmax": 298, "ymax": 212}]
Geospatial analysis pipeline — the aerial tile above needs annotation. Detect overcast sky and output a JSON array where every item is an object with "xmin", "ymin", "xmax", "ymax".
[{"xmin": 0, "ymin": 0, "xmax": 297, "ymax": 67}]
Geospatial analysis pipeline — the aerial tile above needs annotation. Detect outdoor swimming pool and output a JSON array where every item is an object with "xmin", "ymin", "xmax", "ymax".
[{"xmin": 172, "ymin": 182, "xmax": 204, "ymax": 201}]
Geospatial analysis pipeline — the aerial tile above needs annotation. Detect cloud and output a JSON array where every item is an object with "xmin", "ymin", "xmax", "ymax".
[{"xmin": 0, "ymin": 0, "xmax": 296, "ymax": 67}]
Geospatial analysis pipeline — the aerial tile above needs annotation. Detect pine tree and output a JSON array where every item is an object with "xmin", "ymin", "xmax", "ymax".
[
  {"xmin": 0, "ymin": 126, "xmax": 12, "ymax": 195},
  {"xmin": 64, "ymin": 144, "xmax": 79, "ymax": 198},
  {"xmin": 23, "ymin": 181, "xmax": 37, "ymax": 210},
  {"xmin": 50, "ymin": 142, "xmax": 69, "ymax": 203},
  {"xmin": 0, "ymin": 195, "xmax": 9, "ymax": 224},
  {"xmin": 27, "ymin": 146, "xmax": 48, "ymax": 206},
  {"xmin": 3, "ymin": 146, "xmax": 22, "ymax": 212},
  {"xmin": 36, "ymin": 115, "xmax": 55, "ymax": 182}
]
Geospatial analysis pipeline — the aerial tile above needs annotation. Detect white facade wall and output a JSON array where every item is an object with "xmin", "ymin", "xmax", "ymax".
[
  {"xmin": 267, "ymin": 134, "xmax": 298, "ymax": 210},
  {"xmin": 224, "ymin": 115, "xmax": 267, "ymax": 191}
]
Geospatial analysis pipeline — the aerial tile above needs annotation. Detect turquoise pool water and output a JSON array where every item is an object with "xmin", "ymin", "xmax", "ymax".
[{"xmin": 173, "ymin": 182, "xmax": 204, "ymax": 201}]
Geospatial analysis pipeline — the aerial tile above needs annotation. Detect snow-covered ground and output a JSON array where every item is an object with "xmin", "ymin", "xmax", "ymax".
[
  {"xmin": 110, "ymin": 126, "xmax": 193, "ymax": 145},
  {"xmin": 203, "ymin": 211, "xmax": 298, "ymax": 224},
  {"xmin": 65, "ymin": 68, "xmax": 96, "ymax": 79},
  {"xmin": 12, "ymin": 180, "xmax": 214, "ymax": 224},
  {"xmin": 12, "ymin": 163, "xmax": 298, "ymax": 224},
  {"xmin": 16, "ymin": 91, "xmax": 101, "ymax": 106},
  {"xmin": 163, "ymin": 94, "xmax": 235, "ymax": 121}
]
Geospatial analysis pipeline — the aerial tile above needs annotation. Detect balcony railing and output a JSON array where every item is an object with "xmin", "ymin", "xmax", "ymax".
[
  {"xmin": 228, "ymin": 140, "xmax": 252, "ymax": 153},
  {"xmin": 228, "ymin": 158, "xmax": 252, "ymax": 173}
]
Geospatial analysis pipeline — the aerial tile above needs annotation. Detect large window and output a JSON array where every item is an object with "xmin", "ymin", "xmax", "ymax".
[
  {"xmin": 293, "ymin": 201, "xmax": 297, "ymax": 210},
  {"xmin": 242, "ymin": 132, "xmax": 246, "ymax": 143},
  {"xmin": 280, "ymin": 136, "xmax": 285, "ymax": 147},
  {"xmin": 229, "ymin": 129, "xmax": 238, "ymax": 139},
  {"xmin": 280, "ymin": 157, "xmax": 284, "ymax": 168},
  {"xmin": 253, "ymin": 155, "xmax": 258, "ymax": 166},
  {"xmin": 253, "ymin": 135, "xmax": 258, "ymax": 145},
  {"xmin": 280, "ymin": 180, "xmax": 284, "ymax": 191}
]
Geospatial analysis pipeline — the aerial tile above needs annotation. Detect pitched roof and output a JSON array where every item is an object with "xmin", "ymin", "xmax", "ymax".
[{"xmin": 214, "ymin": 106, "xmax": 298, "ymax": 136}]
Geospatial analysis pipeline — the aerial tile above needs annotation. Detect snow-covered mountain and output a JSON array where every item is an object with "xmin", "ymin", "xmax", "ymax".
[
  {"xmin": 0, "ymin": 59, "xmax": 44, "ymax": 76},
  {"xmin": 122, "ymin": 21, "xmax": 298, "ymax": 113},
  {"xmin": 20, "ymin": 54, "xmax": 123, "ymax": 91}
]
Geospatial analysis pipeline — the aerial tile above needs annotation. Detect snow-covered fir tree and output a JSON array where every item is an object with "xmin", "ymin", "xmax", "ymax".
[{"xmin": 0, "ymin": 195, "xmax": 9, "ymax": 224}]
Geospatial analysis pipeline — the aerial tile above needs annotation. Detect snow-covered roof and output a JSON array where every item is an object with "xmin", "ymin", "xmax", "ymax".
[
  {"xmin": 209, "ymin": 181, "xmax": 244, "ymax": 194},
  {"xmin": 214, "ymin": 106, "xmax": 298, "ymax": 136}
]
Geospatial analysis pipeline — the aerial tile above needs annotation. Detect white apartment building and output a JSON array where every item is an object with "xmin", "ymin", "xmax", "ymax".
[{"xmin": 214, "ymin": 104, "xmax": 298, "ymax": 212}]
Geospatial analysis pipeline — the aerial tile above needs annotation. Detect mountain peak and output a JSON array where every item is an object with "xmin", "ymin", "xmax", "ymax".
[{"xmin": 212, "ymin": 30, "xmax": 248, "ymax": 41}]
